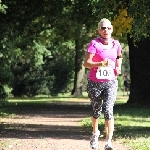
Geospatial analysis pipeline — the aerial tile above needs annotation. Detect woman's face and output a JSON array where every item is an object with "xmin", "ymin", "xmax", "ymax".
[{"xmin": 98, "ymin": 21, "xmax": 113, "ymax": 39}]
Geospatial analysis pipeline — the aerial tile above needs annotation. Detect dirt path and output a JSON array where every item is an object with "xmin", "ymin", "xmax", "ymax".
[{"xmin": 0, "ymin": 102, "xmax": 131, "ymax": 150}]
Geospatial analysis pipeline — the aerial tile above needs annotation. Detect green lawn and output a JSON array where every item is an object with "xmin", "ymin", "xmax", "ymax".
[
  {"xmin": 114, "ymin": 106, "xmax": 150, "ymax": 150},
  {"xmin": 82, "ymin": 103, "xmax": 150, "ymax": 150}
]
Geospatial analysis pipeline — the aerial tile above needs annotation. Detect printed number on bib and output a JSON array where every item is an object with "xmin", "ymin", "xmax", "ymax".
[{"xmin": 96, "ymin": 67, "xmax": 114, "ymax": 80}]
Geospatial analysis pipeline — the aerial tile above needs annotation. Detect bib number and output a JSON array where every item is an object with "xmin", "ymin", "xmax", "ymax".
[{"xmin": 96, "ymin": 67, "xmax": 114, "ymax": 80}]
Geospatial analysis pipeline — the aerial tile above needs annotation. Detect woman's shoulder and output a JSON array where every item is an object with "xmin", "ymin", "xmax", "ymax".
[
  {"xmin": 89, "ymin": 37, "xmax": 100, "ymax": 45},
  {"xmin": 87, "ymin": 37, "xmax": 99, "ymax": 47},
  {"xmin": 112, "ymin": 38, "xmax": 121, "ymax": 45}
]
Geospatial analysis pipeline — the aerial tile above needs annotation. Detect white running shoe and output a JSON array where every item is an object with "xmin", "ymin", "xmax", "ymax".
[
  {"xmin": 90, "ymin": 130, "xmax": 100, "ymax": 149},
  {"xmin": 104, "ymin": 143, "xmax": 113, "ymax": 150}
]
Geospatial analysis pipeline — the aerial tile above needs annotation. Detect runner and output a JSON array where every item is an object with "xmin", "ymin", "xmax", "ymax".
[{"xmin": 83, "ymin": 18, "xmax": 122, "ymax": 150}]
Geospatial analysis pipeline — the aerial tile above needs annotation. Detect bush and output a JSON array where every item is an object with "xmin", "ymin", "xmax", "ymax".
[{"xmin": 0, "ymin": 84, "xmax": 8, "ymax": 101}]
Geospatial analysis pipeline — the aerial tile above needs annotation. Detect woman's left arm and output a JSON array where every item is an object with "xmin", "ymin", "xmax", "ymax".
[{"xmin": 115, "ymin": 52, "xmax": 122, "ymax": 75}]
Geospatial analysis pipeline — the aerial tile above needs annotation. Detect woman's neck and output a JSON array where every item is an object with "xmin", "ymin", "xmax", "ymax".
[{"xmin": 100, "ymin": 37, "xmax": 113, "ymax": 45}]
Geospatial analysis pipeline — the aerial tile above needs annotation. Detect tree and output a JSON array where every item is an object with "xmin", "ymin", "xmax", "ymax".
[
  {"xmin": 51, "ymin": 1, "xmax": 93, "ymax": 96},
  {"xmin": 1, "ymin": 0, "xmax": 150, "ymax": 104},
  {"xmin": 0, "ymin": 0, "xmax": 78, "ymax": 98},
  {"xmin": 103, "ymin": 0, "xmax": 150, "ymax": 105},
  {"xmin": 53, "ymin": 0, "xmax": 117, "ymax": 96},
  {"xmin": 82, "ymin": 0, "xmax": 150, "ymax": 105},
  {"xmin": 126, "ymin": 0, "xmax": 150, "ymax": 105},
  {"xmin": 0, "ymin": 0, "xmax": 10, "ymax": 101},
  {"xmin": 0, "ymin": 0, "xmax": 55, "ymax": 98}
]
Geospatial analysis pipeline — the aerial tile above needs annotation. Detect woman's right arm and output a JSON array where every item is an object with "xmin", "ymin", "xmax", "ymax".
[{"xmin": 83, "ymin": 52, "xmax": 107, "ymax": 69}]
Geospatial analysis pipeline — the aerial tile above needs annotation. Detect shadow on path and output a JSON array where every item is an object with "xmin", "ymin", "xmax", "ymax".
[{"xmin": 0, "ymin": 103, "xmax": 92, "ymax": 140}]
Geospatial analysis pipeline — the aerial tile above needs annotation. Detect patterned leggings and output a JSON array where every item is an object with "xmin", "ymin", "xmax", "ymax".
[{"xmin": 87, "ymin": 79, "xmax": 118, "ymax": 120}]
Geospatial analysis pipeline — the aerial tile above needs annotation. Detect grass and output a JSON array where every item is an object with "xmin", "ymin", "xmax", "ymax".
[
  {"xmin": 6, "ymin": 91, "xmax": 127, "ymax": 103},
  {"xmin": 82, "ymin": 103, "xmax": 150, "ymax": 150},
  {"xmin": 114, "ymin": 106, "xmax": 150, "ymax": 150}
]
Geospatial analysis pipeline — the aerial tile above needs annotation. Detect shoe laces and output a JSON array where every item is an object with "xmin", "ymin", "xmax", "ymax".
[
  {"xmin": 90, "ymin": 134, "xmax": 99, "ymax": 143},
  {"xmin": 105, "ymin": 143, "xmax": 113, "ymax": 150}
]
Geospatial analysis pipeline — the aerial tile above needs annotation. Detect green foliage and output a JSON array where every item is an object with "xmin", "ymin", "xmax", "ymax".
[
  {"xmin": 28, "ymin": 40, "xmax": 52, "ymax": 66},
  {"xmin": 117, "ymin": 75, "xmax": 123, "ymax": 91},
  {"xmin": 8, "ymin": 35, "xmax": 53, "ymax": 97},
  {"xmin": 10, "ymin": 32, "xmax": 75, "ymax": 97},
  {"xmin": 1, "ymin": 0, "xmax": 149, "ymax": 100},
  {"xmin": 12, "ymin": 65, "xmax": 55, "ymax": 97},
  {"xmin": 128, "ymin": 0, "xmax": 150, "ymax": 42},
  {"xmin": 47, "ymin": 40, "xmax": 75, "ymax": 95},
  {"xmin": 0, "ymin": 84, "xmax": 8, "ymax": 101},
  {"xmin": 0, "ymin": 0, "xmax": 108, "ymax": 99},
  {"xmin": 93, "ymin": 0, "xmax": 150, "ymax": 43},
  {"xmin": 0, "ymin": 0, "xmax": 7, "ymax": 14}
]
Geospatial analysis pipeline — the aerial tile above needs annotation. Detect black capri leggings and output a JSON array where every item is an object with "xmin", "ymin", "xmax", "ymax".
[{"xmin": 87, "ymin": 79, "xmax": 118, "ymax": 120}]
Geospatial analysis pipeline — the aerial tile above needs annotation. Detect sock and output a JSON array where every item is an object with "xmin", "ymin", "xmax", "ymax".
[
  {"xmin": 92, "ymin": 130, "xmax": 100, "ymax": 136},
  {"xmin": 106, "ymin": 139, "xmax": 111, "ymax": 145}
]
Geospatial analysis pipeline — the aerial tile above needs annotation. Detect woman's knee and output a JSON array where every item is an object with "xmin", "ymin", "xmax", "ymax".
[
  {"xmin": 104, "ymin": 110, "xmax": 114, "ymax": 120},
  {"xmin": 93, "ymin": 112, "xmax": 101, "ymax": 119},
  {"xmin": 92, "ymin": 102, "xmax": 103, "ymax": 119}
]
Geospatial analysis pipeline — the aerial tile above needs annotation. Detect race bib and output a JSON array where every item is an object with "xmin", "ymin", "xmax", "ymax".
[{"xmin": 96, "ymin": 67, "xmax": 114, "ymax": 80}]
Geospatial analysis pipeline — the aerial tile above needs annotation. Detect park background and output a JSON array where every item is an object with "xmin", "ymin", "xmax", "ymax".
[
  {"xmin": 0, "ymin": 0, "xmax": 135, "ymax": 101},
  {"xmin": 0, "ymin": 1, "xmax": 150, "ymax": 150}
]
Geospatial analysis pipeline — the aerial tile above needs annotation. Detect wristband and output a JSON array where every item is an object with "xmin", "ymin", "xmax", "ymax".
[
  {"xmin": 101, "ymin": 61, "xmax": 105, "ymax": 67},
  {"xmin": 116, "ymin": 67, "xmax": 119, "ymax": 69}
]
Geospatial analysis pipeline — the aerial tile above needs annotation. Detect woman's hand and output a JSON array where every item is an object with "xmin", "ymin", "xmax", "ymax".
[
  {"xmin": 103, "ymin": 59, "xmax": 115, "ymax": 68},
  {"xmin": 101, "ymin": 59, "xmax": 109, "ymax": 66},
  {"xmin": 115, "ymin": 67, "xmax": 121, "ymax": 75}
]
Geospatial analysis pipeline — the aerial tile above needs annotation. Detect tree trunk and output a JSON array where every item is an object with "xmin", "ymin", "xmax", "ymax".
[
  {"xmin": 74, "ymin": 60, "xmax": 85, "ymax": 96},
  {"xmin": 71, "ymin": 39, "xmax": 85, "ymax": 97},
  {"xmin": 127, "ymin": 35, "xmax": 150, "ymax": 106}
]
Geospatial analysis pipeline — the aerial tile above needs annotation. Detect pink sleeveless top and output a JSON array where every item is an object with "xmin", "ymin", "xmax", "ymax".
[{"xmin": 87, "ymin": 37, "xmax": 122, "ymax": 82}]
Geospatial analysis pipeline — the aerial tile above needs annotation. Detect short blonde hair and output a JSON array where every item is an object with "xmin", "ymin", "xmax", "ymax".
[{"xmin": 98, "ymin": 18, "xmax": 112, "ymax": 29}]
